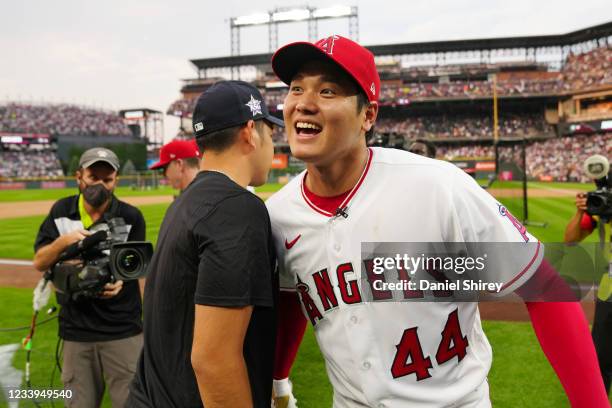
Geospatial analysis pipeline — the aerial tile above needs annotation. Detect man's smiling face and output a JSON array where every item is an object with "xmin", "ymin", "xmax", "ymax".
[{"xmin": 283, "ymin": 59, "xmax": 367, "ymax": 166}]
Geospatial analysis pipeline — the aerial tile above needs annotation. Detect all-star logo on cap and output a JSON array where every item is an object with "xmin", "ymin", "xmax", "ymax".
[{"xmin": 245, "ymin": 95, "xmax": 263, "ymax": 117}]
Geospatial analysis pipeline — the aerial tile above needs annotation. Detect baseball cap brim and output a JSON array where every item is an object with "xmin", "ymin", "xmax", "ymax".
[
  {"xmin": 149, "ymin": 159, "xmax": 169, "ymax": 170},
  {"xmin": 264, "ymin": 114, "xmax": 284, "ymax": 128},
  {"xmin": 80, "ymin": 159, "xmax": 119, "ymax": 171},
  {"xmin": 272, "ymin": 42, "xmax": 334, "ymax": 86}
]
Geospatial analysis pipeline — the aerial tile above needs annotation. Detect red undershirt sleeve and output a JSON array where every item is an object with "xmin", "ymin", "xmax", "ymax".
[
  {"xmin": 517, "ymin": 260, "xmax": 609, "ymax": 407},
  {"xmin": 274, "ymin": 291, "xmax": 308, "ymax": 379}
]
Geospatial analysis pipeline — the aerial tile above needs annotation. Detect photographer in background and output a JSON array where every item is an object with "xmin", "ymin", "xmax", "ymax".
[
  {"xmin": 33, "ymin": 147, "xmax": 146, "ymax": 408},
  {"xmin": 407, "ymin": 138, "xmax": 437, "ymax": 158},
  {"xmin": 564, "ymin": 154, "xmax": 612, "ymax": 396},
  {"xmin": 149, "ymin": 139, "xmax": 201, "ymax": 192}
]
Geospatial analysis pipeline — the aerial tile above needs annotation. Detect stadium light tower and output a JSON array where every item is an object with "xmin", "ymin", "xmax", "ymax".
[{"xmin": 230, "ymin": 5, "xmax": 358, "ymax": 55}]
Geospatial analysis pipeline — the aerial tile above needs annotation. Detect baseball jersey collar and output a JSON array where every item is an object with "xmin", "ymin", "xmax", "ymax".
[{"xmin": 300, "ymin": 147, "xmax": 373, "ymax": 217}]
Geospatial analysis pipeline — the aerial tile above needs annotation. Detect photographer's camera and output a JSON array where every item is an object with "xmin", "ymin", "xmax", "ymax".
[{"xmin": 583, "ymin": 154, "xmax": 612, "ymax": 218}]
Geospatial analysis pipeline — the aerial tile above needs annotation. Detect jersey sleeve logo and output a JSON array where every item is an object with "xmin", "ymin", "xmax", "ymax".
[
  {"xmin": 285, "ymin": 234, "xmax": 302, "ymax": 250},
  {"xmin": 497, "ymin": 204, "xmax": 529, "ymax": 242}
]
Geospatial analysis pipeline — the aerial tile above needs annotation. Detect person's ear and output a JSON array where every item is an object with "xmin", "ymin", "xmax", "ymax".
[
  {"xmin": 242, "ymin": 120, "xmax": 258, "ymax": 151},
  {"xmin": 362, "ymin": 101, "xmax": 378, "ymax": 132}
]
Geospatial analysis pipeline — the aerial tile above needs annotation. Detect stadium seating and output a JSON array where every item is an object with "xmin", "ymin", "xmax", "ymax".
[
  {"xmin": 437, "ymin": 133, "xmax": 611, "ymax": 182},
  {"xmin": 563, "ymin": 47, "xmax": 612, "ymax": 90},
  {"xmin": 500, "ymin": 133, "xmax": 611, "ymax": 182},
  {"xmin": 167, "ymin": 46, "xmax": 611, "ymax": 121},
  {"xmin": 376, "ymin": 114, "xmax": 553, "ymax": 140},
  {"xmin": 0, "ymin": 148, "xmax": 64, "ymax": 178},
  {"xmin": 0, "ymin": 103, "xmax": 131, "ymax": 137}
]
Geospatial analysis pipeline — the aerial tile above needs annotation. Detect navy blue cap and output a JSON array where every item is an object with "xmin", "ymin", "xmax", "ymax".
[{"xmin": 192, "ymin": 80, "xmax": 284, "ymax": 137}]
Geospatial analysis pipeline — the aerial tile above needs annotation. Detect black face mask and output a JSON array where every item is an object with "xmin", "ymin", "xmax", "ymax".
[{"xmin": 80, "ymin": 182, "xmax": 112, "ymax": 208}]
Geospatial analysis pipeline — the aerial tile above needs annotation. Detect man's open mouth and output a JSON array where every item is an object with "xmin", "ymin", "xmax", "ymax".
[{"xmin": 295, "ymin": 121, "xmax": 322, "ymax": 136}]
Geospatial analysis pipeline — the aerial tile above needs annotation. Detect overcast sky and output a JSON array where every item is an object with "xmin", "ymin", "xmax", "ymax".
[{"xmin": 2, "ymin": 0, "xmax": 610, "ymax": 141}]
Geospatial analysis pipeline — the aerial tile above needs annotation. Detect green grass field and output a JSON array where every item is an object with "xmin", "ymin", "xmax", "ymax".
[
  {"xmin": 0, "ymin": 288, "xmax": 572, "ymax": 408},
  {"xmin": 0, "ymin": 183, "xmax": 284, "ymax": 203},
  {"xmin": 0, "ymin": 186, "xmax": 175, "ymax": 202},
  {"xmin": 0, "ymin": 288, "xmax": 593, "ymax": 408},
  {"xmin": 0, "ymin": 181, "xmax": 609, "ymax": 407}
]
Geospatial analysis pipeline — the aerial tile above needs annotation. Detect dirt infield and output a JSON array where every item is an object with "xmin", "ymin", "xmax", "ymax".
[
  {"xmin": 0, "ymin": 188, "xmax": 566, "ymax": 220},
  {"xmin": 0, "ymin": 259, "xmax": 595, "ymax": 323},
  {"xmin": 0, "ymin": 192, "xmax": 275, "ymax": 220},
  {"xmin": 487, "ymin": 186, "xmax": 576, "ymax": 198}
]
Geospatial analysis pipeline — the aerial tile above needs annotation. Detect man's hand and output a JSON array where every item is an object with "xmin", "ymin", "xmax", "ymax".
[
  {"xmin": 564, "ymin": 192, "xmax": 593, "ymax": 243},
  {"xmin": 574, "ymin": 192, "xmax": 587, "ymax": 212},
  {"xmin": 33, "ymin": 229, "xmax": 91, "ymax": 272},
  {"xmin": 62, "ymin": 228, "xmax": 91, "ymax": 246},
  {"xmin": 272, "ymin": 378, "xmax": 298, "ymax": 408},
  {"xmin": 99, "ymin": 280, "xmax": 124, "ymax": 299}
]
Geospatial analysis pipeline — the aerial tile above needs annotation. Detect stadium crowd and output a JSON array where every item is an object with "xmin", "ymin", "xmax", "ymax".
[
  {"xmin": 375, "ymin": 114, "xmax": 552, "ymax": 139},
  {"xmin": 0, "ymin": 103, "xmax": 131, "ymax": 137},
  {"xmin": 435, "ymin": 133, "xmax": 611, "ymax": 182},
  {"xmin": 166, "ymin": 45, "xmax": 611, "ymax": 119},
  {"xmin": 499, "ymin": 133, "xmax": 611, "ymax": 182},
  {"xmin": 436, "ymin": 145, "xmax": 495, "ymax": 160},
  {"xmin": 0, "ymin": 148, "xmax": 64, "ymax": 179},
  {"xmin": 167, "ymin": 99, "xmax": 194, "ymax": 117},
  {"xmin": 377, "ymin": 79, "xmax": 563, "ymax": 103},
  {"xmin": 563, "ymin": 46, "xmax": 612, "ymax": 90}
]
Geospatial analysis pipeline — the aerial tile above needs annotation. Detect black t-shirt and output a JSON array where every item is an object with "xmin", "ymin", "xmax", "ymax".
[
  {"xmin": 34, "ymin": 195, "xmax": 146, "ymax": 342},
  {"xmin": 128, "ymin": 171, "xmax": 277, "ymax": 408}
]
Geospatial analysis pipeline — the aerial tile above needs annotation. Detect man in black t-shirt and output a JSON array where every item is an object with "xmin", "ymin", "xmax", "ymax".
[
  {"xmin": 33, "ymin": 147, "xmax": 146, "ymax": 408},
  {"xmin": 128, "ymin": 81, "xmax": 283, "ymax": 408}
]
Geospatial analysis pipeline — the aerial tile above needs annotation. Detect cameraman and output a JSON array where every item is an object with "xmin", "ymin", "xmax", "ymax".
[
  {"xmin": 565, "ymin": 191, "xmax": 612, "ymax": 395},
  {"xmin": 33, "ymin": 147, "xmax": 146, "ymax": 408}
]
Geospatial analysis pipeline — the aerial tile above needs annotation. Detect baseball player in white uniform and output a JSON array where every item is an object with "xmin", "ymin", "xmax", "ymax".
[{"xmin": 267, "ymin": 35, "xmax": 609, "ymax": 408}]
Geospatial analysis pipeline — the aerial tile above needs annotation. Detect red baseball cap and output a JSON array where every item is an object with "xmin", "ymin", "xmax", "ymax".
[
  {"xmin": 271, "ymin": 35, "xmax": 380, "ymax": 102},
  {"xmin": 150, "ymin": 139, "xmax": 201, "ymax": 170}
]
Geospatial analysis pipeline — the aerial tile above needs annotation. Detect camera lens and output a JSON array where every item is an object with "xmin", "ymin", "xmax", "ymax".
[
  {"xmin": 590, "ymin": 196, "xmax": 604, "ymax": 210},
  {"xmin": 116, "ymin": 249, "xmax": 142, "ymax": 276},
  {"xmin": 110, "ymin": 242, "xmax": 153, "ymax": 281}
]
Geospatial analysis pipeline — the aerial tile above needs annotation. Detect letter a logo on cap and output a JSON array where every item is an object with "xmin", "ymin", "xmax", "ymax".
[{"xmin": 318, "ymin": 34, "xmax": 340, "ymax": 55}]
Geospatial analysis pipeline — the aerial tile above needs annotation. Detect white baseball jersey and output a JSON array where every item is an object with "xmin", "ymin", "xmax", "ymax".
[{"xmin": 266, "ymin": 147, "xmax": 543, "ymax": 408}]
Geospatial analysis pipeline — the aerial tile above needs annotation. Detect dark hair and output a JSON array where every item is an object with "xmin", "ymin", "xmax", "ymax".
[
  {"xmin": 409, "ymin": 139, "xmax": 437, "ymax": 158},
  {"xmin": 183, "ymin": 157, "xmax": 201, "ymax": 168},
  {"xmin": 195, "ymin": 120, "xmax": 268, "ymax": 152},
  {"xmin": 195, "ymin": 124, "xmax": 241, "ymax": 152}
]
